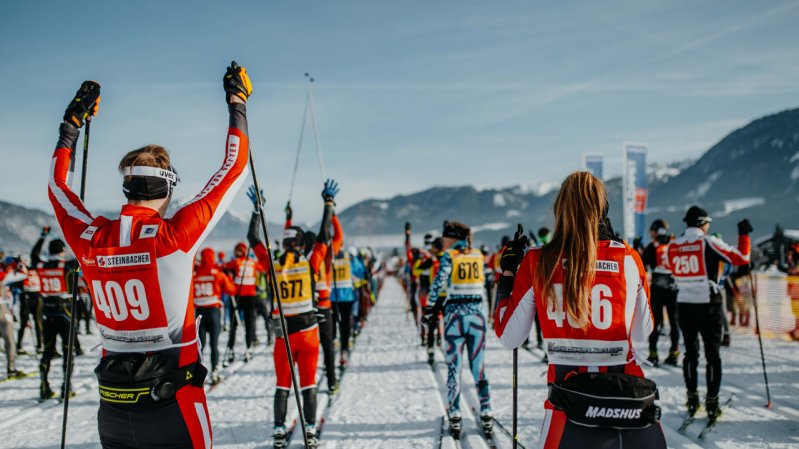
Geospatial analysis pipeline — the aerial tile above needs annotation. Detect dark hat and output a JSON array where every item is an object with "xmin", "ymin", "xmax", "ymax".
[
  {"xmin": 442, "ymin": 221, "xmax": 470, "ymax": 241},
  {"xmin": 423, "ymin": 233, "xmax": 434, "ymax": 246},
  {"xmin": 650, "ymin": 219, "xmax": 669, "ymax": 235},
  {"xmin": 537, "ymin": 227, "xmax": 550, "ymax": 238},
  {"xmin": 48, "ymin": 239, "xmax": 66, "ymax": 255},
  {"xmin": 283, "ymin": 226, "xmax": 305, "ymax": 248},
  {"xmin": 683, "ymin": 206, "xmax": 712, "ymax": 227}
]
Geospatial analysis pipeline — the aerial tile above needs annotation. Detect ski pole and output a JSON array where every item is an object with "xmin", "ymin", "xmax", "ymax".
[
  {"xmin": 248, "ymin": 152, "xmax": 311, "ymax": 449},
  {"xmin": 748, "ymin": 270, "xmax": 772, "ymax": 408},
  {"xmin": 512, "ymin": 347, "xmax": 518, "ymax": 449},
  {"xmin": 60, "ymin": 116, "xmax": 92, "ymax": 449},
  {"xmin": 306, "ymin": 75, "xmax": 327, "ymax": 181},
  {"xmin": 288, "ymin": 79, "xmax": 310, "ymax": 204}
]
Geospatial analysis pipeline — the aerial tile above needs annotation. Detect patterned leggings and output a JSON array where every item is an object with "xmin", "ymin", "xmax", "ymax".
[{"xmin": 444, "ymin": 302, "xmax": 491, "ymax": 415}]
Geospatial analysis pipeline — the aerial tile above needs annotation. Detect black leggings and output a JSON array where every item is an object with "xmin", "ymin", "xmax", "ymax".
[
  {"xmin": 227, "ymin": 296, "xmax": 257, "ymax": 350},
  {"xmin": 334, "ymin": 302, "xmax": 354, "ymax": 352},
  {"xmin": 18, "ymin": 292, "xmax": 43, "ymax": 350},
  {"xmin": 40, "ymin": 313, "xmax": 70, "ymax": 388},
  {"xmin": 649, "ymin": 286, "xmax": 679, "ymax": 353},
  {"xmin": 679, "ymin": 302, "xmax": 723, "ymax": 397},
  {"xmin": 196, "ymin": 307, "xmax": 221, "ymax": 370},
  {"xmin": 549, "ymin": 418, "xmax": 667, "ymax": 449},
  {"xmin": 318, "ymin": 307, "xmax": 336, "ymax": 388}
]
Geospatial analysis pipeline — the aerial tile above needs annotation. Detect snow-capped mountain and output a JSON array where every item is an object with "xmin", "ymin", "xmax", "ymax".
[
  {"xmin": 2, "ymin": 108, "xmax": 797, "ymax": 253},
  {"xmin": 337, "ymin": 107, "xmax": 799, "ymax": 246}
]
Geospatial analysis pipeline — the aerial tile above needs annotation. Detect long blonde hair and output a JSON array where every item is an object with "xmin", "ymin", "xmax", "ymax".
[{"xmin": 534, "ymin": 172, "xmax": 607, "ymax": 327}]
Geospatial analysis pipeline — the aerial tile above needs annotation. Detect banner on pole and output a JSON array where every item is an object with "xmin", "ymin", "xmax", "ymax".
[
  {"xmin": 583, "ymin": 153, "xmax": 604, "ymax": 180},
  {"xmin": 623, "ymin": 143, "xmax": 647, "ymax": 242}
]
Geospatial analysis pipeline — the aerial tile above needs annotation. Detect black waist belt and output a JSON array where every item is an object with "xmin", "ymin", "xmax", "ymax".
[
  {"xmin": 272, "ymin": 310, "xmax": 316, "ymax": 338},
  {"xmin": 96, "ymin": 353, "xmax": 206, "ymax": 407},
  {"xmin": 547, "ymin": 372, "xmax": 660, "ymax": 429},
  {"xmin": 446, "ymin": 297, "xmax": 482, "ymax": 305}
]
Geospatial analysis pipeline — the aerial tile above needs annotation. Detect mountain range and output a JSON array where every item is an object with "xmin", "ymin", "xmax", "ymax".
[{"xmin": 2, "ymin": 107, "xmax": 798, "ymax": 254}]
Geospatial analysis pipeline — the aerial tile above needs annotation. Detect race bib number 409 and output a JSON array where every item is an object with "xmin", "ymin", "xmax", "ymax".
[{"xmin": 91, "ymin": 279, "xmax": 150, "ymax": 322}]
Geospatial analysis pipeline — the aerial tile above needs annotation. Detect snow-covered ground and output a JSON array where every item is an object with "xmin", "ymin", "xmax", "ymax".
[{"xmin": 2, "ymin": 277, "xmax": 798, "ymax": 448}]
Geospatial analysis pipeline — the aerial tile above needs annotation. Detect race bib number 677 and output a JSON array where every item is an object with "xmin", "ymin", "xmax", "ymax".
[{"xmin": 91, "ymin": 279, "xmax": 150, "ymax": 322}]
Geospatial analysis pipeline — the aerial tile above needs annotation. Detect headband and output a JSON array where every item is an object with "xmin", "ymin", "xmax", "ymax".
[{"xmin": 122, "ymin": 165, "xmax": 180, "ymax": 200}]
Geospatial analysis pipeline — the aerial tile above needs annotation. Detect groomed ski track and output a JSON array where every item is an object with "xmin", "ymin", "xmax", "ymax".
[{"xmin": 1, "ymin": 276, "xmax": 798, "ymax": 448}]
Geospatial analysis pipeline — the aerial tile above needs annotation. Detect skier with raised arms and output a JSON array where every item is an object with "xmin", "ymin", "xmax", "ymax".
[
  {"xmin": 494, "ymin": 172, "xmax": 666, "ymax": 448},
  {"xmin": 31, "ymin": 227, "xmax": 83, "ymax": 398},
  {"xmin": 246, "ymin": 179, "xmax": 340, "ymax": 448},
  {"xmin": 422, "ymin": 221, "xmax": 493, "ymax": 439},
  {"xmin": 47, "ymin": 62, "xmax": 252, "ymax": 448}
]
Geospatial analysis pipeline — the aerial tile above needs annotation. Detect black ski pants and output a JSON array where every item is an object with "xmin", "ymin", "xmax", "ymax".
[
  {"xmin": 17, "ymin": 291, "xmax": 43, "ymax": 350},
  {"xmin": 40, "ymin": 312, "xmax": 70, "ymax": 388},
  {"xmin": 679, "ymin": 302, "xmax": 723, "ymax": 397},
  {"xmin": 649, "ymin": 285, "xmax": 680, "ymax": 353},
  {"xmin": 318, "ymin": 306, "xmax": 337, "ymax": 388},
  {"xmin": 227, "ymin": 296, "xmax": 257, "ymax": 350},
  {"xmin": 334, "ymin": 301, "xmax": 354, "ymax": 352},
  {"xmin": 196, "ymin": 307, "xmax": 221, "ymax": 371}
]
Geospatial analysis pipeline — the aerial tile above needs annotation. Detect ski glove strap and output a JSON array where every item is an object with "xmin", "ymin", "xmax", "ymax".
[{"xmin": 548, "ymin": 372, "xmax": 660, "ymax": 429}]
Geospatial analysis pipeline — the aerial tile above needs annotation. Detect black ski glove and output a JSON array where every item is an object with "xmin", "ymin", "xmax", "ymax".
[
  {"xmin": 64, "ymin": 81, "xmax": 101, "ymax": 128},
  {"xmin": 500, "ymin": 224, "xmax": 528, "ymax": 274},
  {"xmin": 223, "ymin": 61, "xmax": 252, "ymax": 103},
  {"xmin": 737, "ymin": 219, "xmax": 753, "ymax": 236},
  {"xmin": 285, "ymin": 202, "xmax": 293, "ymax": 221}
]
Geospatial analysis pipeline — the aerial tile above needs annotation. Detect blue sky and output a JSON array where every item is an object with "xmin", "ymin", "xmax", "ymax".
[{"xmin": 1, "ymin": 1, "xmax": 798, "ymax": 223}]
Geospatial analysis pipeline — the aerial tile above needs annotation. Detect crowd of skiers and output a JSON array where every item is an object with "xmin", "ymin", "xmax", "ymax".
[
  {"xmin": 0, "ymin": 62, "xmax": 393, "ymax": 449},
  {"xmin": 0, "ymin": 59, "xmax": 792, "ymax": 449},
  {"xmin": 402, "ymin": 172, "xmax": 757, "ymax": 448}
]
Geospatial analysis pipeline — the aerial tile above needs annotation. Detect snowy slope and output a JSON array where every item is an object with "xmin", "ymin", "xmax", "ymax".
[{"xmin": 1, "ymin": 277, "xmax": 798, "ymax": 448}]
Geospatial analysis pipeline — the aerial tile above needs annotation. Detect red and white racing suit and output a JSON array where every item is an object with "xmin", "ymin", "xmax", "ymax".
[
  {"xmin": 48, "ymin": 103, "xmax": 249, "ymax": 449},
  {"xmin": 494, "ymin": 240, "xmax": 665, "ymax": 449}
]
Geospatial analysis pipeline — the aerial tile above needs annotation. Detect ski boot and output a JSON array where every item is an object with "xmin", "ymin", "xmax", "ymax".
[
  {"xmin": 329, "ymin": 381, "xmax": 340, "ymax": 395},
  {"xmin": 6, "ymin": 369, "xmax": 26, "ymax": 379},
  {"xmin": 706, "ymin": 395, "xmax": 722, "ymax": 423},
  {"xmin": 686, "ymin": 391, "xmax": 700, "ymax": 417},
  {"xmin": 60, "ymin": 383, "xmax": 76, "ymax": 399},
  {"xmin": 480, "ymin": 410, "xmax": 494, "ymax": 435},
  {"xmin": 449, "ymin": 413, "xmax": 462, "ymax": 439},
  {"xmin": 339, "ymin": 349, "xmax": 350, "ymax": 368},
  {"xmin": 305, "ymin": 424, "xmax": 319, "ymax": 448},
  {"xmin": 223, "ymin": 349, "xmax": 235, "ymax": 368},
  {"xmin": 244, "ymin": 348, "xmax": 253, "ymax": 363},
  {"xmin": 16, "ymin": 347, "xmax": 27, "ymax": 355},
  {"xmin": 427, "ymin": 348, "xmax": 435, "ymax": 366},
  {"xmin": 721, "ymin": 333, "xmax": 731, "ymax": 347},
  {"xmin": 647, "ymin": 351, "xmax": 659, "ymax": 367},
  {"xmin": 272, "ymin": 425, "xmax": 288, "ymax": 448},
  {"xmin": 211, "ymin": 369, "xmax": 221, "ymax": 385},
  {"xmin": 664, "ymin": 350, "xmax": 679, "ymax": 366},
  {"xmin": 40, "ymin": 383, "xmax": 56, "ymax": 401}
]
